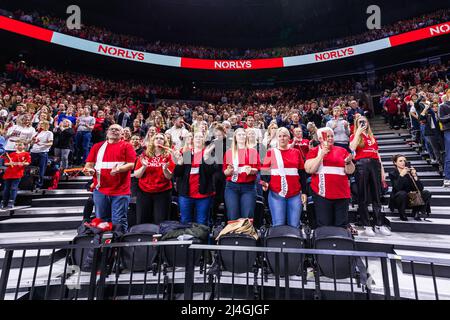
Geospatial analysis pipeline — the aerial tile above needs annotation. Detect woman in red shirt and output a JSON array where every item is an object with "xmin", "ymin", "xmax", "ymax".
[
  {"xmin": 223, "ymin": 128, "xmax": 260, "ymax": 220},
  {"xmin": 350, "ymin": 117, "xmax": 390, "ymax": 237},
  {"xmin": 134, "ymin": 133, "xmax": 175, "ymax": 224},
  {"xmin": 305, "ymin": 127, "xmax": 354, "ymax": 228},
  {"xmin": 173, "ymin": 131, "xmax": 216, "ymax": 226},
  {"xmin": 260, "ymin": 128, "xmax": 307, "ymax": 228}
]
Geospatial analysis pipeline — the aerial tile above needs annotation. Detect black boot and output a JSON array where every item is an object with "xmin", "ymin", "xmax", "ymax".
[
  {"xmin": 399, "ymin": 214, "xmax": 408, "ymax": 221},
  {"xmin": 414, "ymin": 212, "xmax": 421, "ymax": 221}
]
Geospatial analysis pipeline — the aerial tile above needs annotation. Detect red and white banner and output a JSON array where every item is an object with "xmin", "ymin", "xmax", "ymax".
[{"xmin": 0, "ymin": 15, "xmax": 448, "ymax": 70}]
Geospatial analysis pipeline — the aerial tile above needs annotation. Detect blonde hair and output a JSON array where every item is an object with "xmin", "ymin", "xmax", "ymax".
[
  {"xmin": 276, "ymin": 127, "xmax": 291, "ymax": 138},
  {"xmin": 317, "ymin": 127, "xmax": 334, "ymax": 142},
  {"xmin": 231, "ymin": 128, "xmax": 248, "ymax": 160},
  {"xmin": 39, "ymin": 120, "xmax": 50, "ymax": 131},
  {"xmin": 145, "ymin": 133, "xmax": 170, "ymax": 158},
  {"xmin": 354, "ymin": 116, "xmax": 375, "ymax": 149}
]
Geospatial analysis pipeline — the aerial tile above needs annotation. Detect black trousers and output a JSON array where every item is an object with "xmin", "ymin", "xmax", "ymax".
[
  {"xmin": 391, "ymin": 190, "xmax": 432, "ymax": 217},
  {"xmin": 312, "ymin": 192, "xmax": 349, "ymax": 228},
  {"xmin": 355, "ymin": 158, "xmax": 383, "ymax": 227},
  {"xmin": 136, "ymin": 188, "xmax": 172, "ymax": 225},
  {"xmin": 388, "ymin": 113, "xmax": 400, "ymax": 128}
]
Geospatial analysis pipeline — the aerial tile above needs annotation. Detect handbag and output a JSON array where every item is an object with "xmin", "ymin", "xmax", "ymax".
[{"xmin": 407, "ymin": 173, "xmax": 425, "ymax": 207}]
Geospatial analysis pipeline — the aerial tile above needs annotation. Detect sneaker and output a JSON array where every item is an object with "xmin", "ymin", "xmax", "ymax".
[
  {"xmin": 430, "ymin": 159, "xmax": 438, "ymax": 164},
  {"xmin": 364, "ymin": 226, "xmax": 376, "ymax": 237},
  {"xmin": 443, "ymin": 180, "xmax": 450, "ymax": 188},
  {"xmin": 375, "ymin": 226, "xmax": 392, "ymax": 236}
]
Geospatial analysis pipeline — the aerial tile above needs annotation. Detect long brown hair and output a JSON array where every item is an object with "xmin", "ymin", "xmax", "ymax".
[{"xmin": 354, "ymin": 116, "xmax": 375, "ymax": 149}]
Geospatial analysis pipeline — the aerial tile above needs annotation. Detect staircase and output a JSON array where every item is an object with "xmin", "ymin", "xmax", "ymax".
[{"xmin": 353, "ymin": 117, "xmax": 450, "ymax": 278}]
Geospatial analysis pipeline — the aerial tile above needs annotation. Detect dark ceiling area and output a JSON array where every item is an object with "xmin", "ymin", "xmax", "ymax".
[{"xmin": 1, "ymin": 0, "xmax": 448, "ymax": 48}]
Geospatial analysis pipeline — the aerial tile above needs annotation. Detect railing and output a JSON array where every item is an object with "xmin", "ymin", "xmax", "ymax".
[{"xmin": 1, "ymin": 241, "xmax": 449, "ymax": 300}]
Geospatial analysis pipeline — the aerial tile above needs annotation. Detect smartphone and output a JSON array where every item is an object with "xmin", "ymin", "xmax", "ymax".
[
  {"xmin": 360, "ymin": 120, "xmax": 366, "ymax": 127},
  {"xmin": 405, "ymin": 161, "xmax": 411, "ymax": 168},
  {"xmin": 321, "ymin": 131, "xmax": 328, "ymax": 145}
]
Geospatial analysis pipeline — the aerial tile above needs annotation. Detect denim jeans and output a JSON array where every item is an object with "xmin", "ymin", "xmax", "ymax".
[
  {"xmin": 444, "ymin": 131, "xmax": 450, "ymax": 180},
  {"xmin": 268, "ymin": 191, "xmax": 302, "ymax": 228},
  {"xmin": 75, "ymin": 131, "xmax": 92, "ymax": 163},
  {"xmin": 224, "ymin": 181, "xmax": 256, "ymax": 220},
  {"xmin": 179, "ymin": 196, "xmax": 212, "ymax": 226},
  {"xmin": 54, "ymin": 148, "xmax": 71, "ymax": 169},
  {"xmin": 2, "ymin": 179, "xmax": 20, "ymax": 206},
  {"xmin": 420, "ymin": 124, "xmax": 435, "ymax": 160},
  {"xmin": 31, "ymin": 152, "xmax": 48, "ymax": 188},
  {"xmin": 93, "ymin": 189, "xmax": 130, "ymax": 231}
]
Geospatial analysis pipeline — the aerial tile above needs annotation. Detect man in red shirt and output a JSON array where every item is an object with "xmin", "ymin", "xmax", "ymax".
[
  {"xmin": 84, "ymin": 124, "xmax": 136, "ymax": 231},
  {"xmin": 383, "ymin": 93, "xmax": 401, "ymax": 129}
]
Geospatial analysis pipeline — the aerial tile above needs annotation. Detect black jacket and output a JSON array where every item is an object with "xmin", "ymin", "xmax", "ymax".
[
  {"xmin": 438, "ymin": 101, "xmax": 450, "ymax": 132},
  {"xmin": 388, "ymin": 168, "xmax": 424, "ymax": 208},
  {"xmin": 54, "ymin": 127, "xmax": 75, "ymax": 149},
  {"xmin": 174, "ymin": 151, "xmax": 217, "ymax": 197}
]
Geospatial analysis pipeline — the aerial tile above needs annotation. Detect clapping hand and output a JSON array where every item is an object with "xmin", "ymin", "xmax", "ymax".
[{"xmin": 82, "ymin": 167, "xmax": 95, "ymax": 176}]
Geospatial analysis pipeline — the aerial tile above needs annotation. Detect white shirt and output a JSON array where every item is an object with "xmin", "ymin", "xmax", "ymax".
[
  {"xmin": 30, "ymin": 130, "xmax": 54, "ymax": 153},
  {"xmin": 166, "ymin": 125, "xmax": 189, "ymax": 150},
  {"xmin": 5, "ymin": 125, "xmax": 36, "ymax": 151}
]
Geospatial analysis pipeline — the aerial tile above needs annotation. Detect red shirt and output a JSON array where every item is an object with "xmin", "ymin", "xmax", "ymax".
[
  {"xmin": 306, "ymin": 146, "xmax": 350, "ymax": 199},
  {"xmin": 189, "ymin": 150, "xmax": 214, "ymax": 199},
  {"xmin": 223, "ymin": 148, "xmax": 260, "ymax": 183},
  {"xmin": 135, "ymin": 154, "xmax": 175, "ymax": 193},
  {"xmin": 350, "ymin": 133, "xmax": 379, "ymax": 161},
  {"xmin": 3, "ymin": 152, "xmax": 31, "ymax": 179},
  {"xmin": 261, "ymin": 148, "xmax": 304, "ymax": 198},
  {"xmin": 86, "ymin": 140, "xmax": 136, "ymax": 196},
  {"xmin": 384, "ymin": 98, "xmax": 400, "ymax": 115},
  {"xmin": 290, "ymin": 138, "xmax": 310, "ymax": 159},
  {"xmin": 94, "ymin": 117, "xmax": 105, "ymax": 132}
]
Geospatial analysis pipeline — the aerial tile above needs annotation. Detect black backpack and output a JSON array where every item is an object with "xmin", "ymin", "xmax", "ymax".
[
  {"xmin": 71, "ymin": 223, "xmax": 124, "ymax": 272},
  {"xmin": 119, "ymin": 224, "xmax": 160, "ymax": 272},
  {"xmin": 263, "ymin": 225, "xmax": 305, "ymax": 276}
]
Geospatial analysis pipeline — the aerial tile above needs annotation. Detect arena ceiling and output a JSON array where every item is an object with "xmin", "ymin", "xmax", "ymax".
[{"xmin": 1, "ymin": 0, "xmax": 448, "ymax": 48}]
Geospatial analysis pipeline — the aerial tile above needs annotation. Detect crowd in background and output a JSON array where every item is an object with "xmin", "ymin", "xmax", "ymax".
[
  {"xmin": 0, "ymin": 60, "xmax": 449, "ymax": 237},
  {"xmin": 1, "ymin": 8, "xmax": 449, "ymax": 59}
]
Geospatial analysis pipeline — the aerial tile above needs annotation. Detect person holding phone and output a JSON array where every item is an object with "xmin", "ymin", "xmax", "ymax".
[
  {"xmin": 350, "ymin": 117, "xmax": 390, "ymax": 236},
  {"xmin": 388, "ymin": 155, "xmax": 431, "ymax": 221},
  {"xmin": 305, "ymin": 127, "xmax": 355, "ymax": 228}
]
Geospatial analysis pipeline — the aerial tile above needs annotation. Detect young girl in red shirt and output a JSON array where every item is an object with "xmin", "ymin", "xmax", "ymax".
[{"xmin": 2, "ymin": 140, "xmax": 31, "ymax": 209}]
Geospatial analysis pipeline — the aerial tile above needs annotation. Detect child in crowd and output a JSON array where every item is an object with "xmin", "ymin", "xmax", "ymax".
[{"xmin": 1, "ymin": 140, "xmax": 31, "ymax": 209}]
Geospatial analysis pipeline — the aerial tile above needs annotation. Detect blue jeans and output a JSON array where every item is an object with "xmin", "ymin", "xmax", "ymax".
[
  {"xmin": 2, "ymin": 179, "xmax": 20, "ymax": 206},
  {"xmin": 444, "ymin": 131, "xmax": 450, "ymax": 180},
  {"xmin": 420, "ymin": 124, "xmax": 435, "ymax": 160},
  {"xmin": 224, "ymin": 181, "xmax": 256, "ymax": 220},
  {"xmin": 31, "ymin": 152, "xmax": 48, "ymax": 188},
  {"xmin": 75, "ymin": 131, "xmax": 92, "ymax": 163},
  {"xmin": 179, "ymin": 196, "xmax": 212, "ymax": 226},
  {"xmin": 93, "ymin": 189, "xmax": 130, "ymax": 231},
  {"xmin": 268, "ymin": 191, "xmax": 302, "ymax": 228}
]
